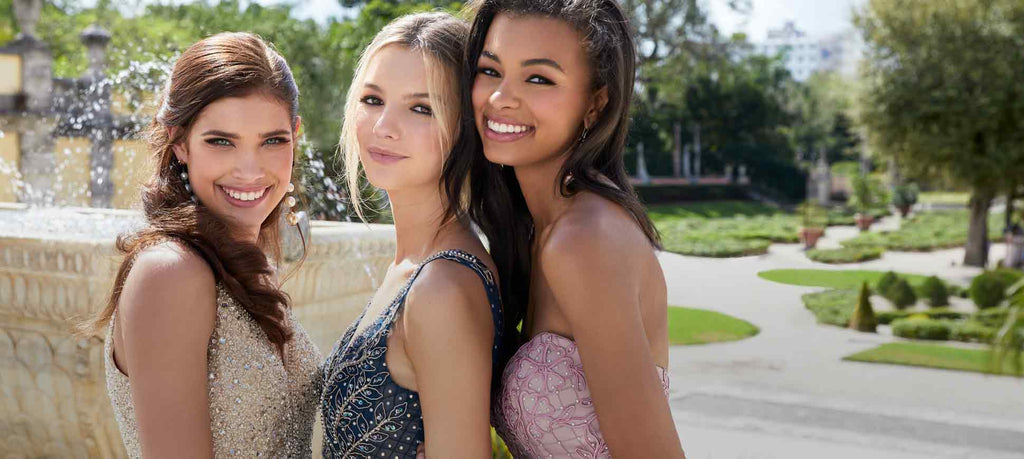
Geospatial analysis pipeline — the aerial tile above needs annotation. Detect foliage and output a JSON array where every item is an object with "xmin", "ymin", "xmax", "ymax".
[
  {"xmin": 888, "ymin": 278, "xmax": 917, "ymax": 310},
  {"xmin": 850, "ymin": 282, "xmax": 877, "ymax": 332},
  {"xmin": 805, "ymin": 246, "xmax": 884, "ymax": 264},
  {"xmin": 970, "ymin": 270, "xmax": 1022, "ymax": 309},
  {"xmin": 891, "ymin": 183, "xmax": 920, "ymax": 210},
  {"xmin": 921, "ymin": 276, "xmax": 949, "ymax": 307},
  {"xmin": 877, "ymin": 271, "xmax": 899, "ymax": 297},
  {"xmin": 841, "ymin": 210, "xmax": 1004, "ymax": 251},
  {"xmin": 802, "ymin": 288, "xmax": 858, "ymax": 327},
  {"xmin": 891, "ymin": 318, "xmax": 951, "ymax": 341},
  {"xmin": 855, "ymin": 0, "xmax": 1024, "ymax": 266},
  {"xmin": 876, "ymin": 308, "xmax": 967, "ymax": 325},
  {"xmin": 797, "ymin": 200, "xmax": 828, "ymax": 228}
]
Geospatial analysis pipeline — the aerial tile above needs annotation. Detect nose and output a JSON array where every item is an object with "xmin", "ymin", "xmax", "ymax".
[
  {"xmin": 372, "ymin": 105, "xmax": 400, "ymax": 141},
  {"xmin": 234, "ymin": 147, "xmax": 266, "ymax": 182},
  {"xmin": 488, "ymin": 79, "xmax": 519, "ymax": 111}
]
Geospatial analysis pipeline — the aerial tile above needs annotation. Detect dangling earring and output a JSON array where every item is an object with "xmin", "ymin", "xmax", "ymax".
[
  {"xmin": 180, "ymin": 164, "xmax": 197, "ymax": 203},
  {"xmin": 285, "ymin": 182, "xmax": 299, "ymax": 225},
  {"xmin": 578, "ymin": 126, "xmax": 589, "ymax": 144}
]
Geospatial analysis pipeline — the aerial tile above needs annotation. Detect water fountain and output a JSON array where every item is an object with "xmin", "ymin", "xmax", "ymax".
[{"xmin": 0, "ymin": 2, "xmax": 395, "ymax": 456}]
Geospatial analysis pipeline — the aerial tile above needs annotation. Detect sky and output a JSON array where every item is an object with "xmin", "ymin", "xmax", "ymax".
[{"xmin": 82, "ymin": 0, "xmax": 868, "ymax": 42}]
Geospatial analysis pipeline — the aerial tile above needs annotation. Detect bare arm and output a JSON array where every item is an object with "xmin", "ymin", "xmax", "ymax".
[
  {"xmin": 403, "ymin": 261, "xmax": 495, "ymax": 458},
  {"xmin": 117, "ymin": 243, "xmax": 217, "ymax": 458},
  {"xmin": 541, "ymin": 217, "xmax": 684, "ymax": 458}
]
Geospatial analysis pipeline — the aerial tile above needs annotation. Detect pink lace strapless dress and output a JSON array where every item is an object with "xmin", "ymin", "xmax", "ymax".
[{"xmin": 493, "ymin": 332, "xmax": 670, "ymax": 458}]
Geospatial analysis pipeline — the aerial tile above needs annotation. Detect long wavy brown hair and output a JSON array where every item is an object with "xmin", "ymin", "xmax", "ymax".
[{"xmin": 83, "ymin": 32, "xmax": 303, "ymax": 356}]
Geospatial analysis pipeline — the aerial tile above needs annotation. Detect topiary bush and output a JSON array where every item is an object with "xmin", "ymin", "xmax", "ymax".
[
  {"xmin": 877, "ymin": 271, "xmax": 900, "ymax": 298},
  {"xmin": 949, "ymin": 321, "xmax": 997, "ymax": 344},
  {"xmin": 850, "ymin": 282, "xmax": 878, "ymax": 332},
  {"xmin": 876, "ymin": 308, "xmax": 967, "ymax": 325},
  {"xmin": 970, "ymin": 270, "xmax": 1018, "ymax": 309},
  {"xmin": 921, "ymin": 276, "xmax": 949, "ymax": 307},
  {"xmin": 890, "ymin": 278, "xmax": 918, "ymax": 310},
  {"xmin": 891, "ymin": 318, "xmax": 952, "ymax": 341}
]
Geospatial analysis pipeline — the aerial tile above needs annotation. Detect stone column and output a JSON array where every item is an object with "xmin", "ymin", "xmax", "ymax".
[
  {"xmin": 6, "ymin": 0, "xmax": 56, "ymax": 204},
  {"xmin": 81, "ymin": 25, "xmax": 114, "ymax": 208}
]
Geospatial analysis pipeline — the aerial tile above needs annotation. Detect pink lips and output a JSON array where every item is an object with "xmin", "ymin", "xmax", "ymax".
[
  {"xmin": 219, "ymin": 185, "xmax": 272, "ymax": 209},
  {"xmin": 368, "ymin": 146, "xmax": 408, "ymax": 165},
  {"xmin": 482, "ymin": 115, "xmax": 534, "ymax": 143}
]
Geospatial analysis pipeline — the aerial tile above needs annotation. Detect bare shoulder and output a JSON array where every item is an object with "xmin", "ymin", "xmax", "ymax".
[
  {"xmin": 541, "ymin": 193, "xmax": 654, "ymax": 273},
  {"xmin": 119, "ymin": 240, "xmax": 217, "ymax": 335},
  {"xmin": 403, "ymin": 257, "xmax": 494, "ymax": 341}
]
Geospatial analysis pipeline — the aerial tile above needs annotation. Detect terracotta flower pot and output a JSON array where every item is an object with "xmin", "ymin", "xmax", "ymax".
[
  {"xmin": 855, "ymin": 213, "xmax": 874, "ymax": 232},
  {"xmin": 800, "ymin": 227, "xmax": 825, "ymax": 249}
]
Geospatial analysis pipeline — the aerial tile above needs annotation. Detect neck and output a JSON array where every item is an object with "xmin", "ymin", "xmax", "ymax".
[
  {"xmin": 387, "ymin": 184, "xmax": 458, "ymax": 263},
  {"xmin": 514, "ymin": 152, "xmax": 573, "ymax": 232}
]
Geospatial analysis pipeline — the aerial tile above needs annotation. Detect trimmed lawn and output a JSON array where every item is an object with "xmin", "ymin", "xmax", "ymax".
[
  {"xmin": 844, "ymin": 342, "xmax": 1023, "ymax": 376},
  {"xmin": 918, "ymin": 192, "xmax": 969, "ymax": 206},
  {"xmin": 758, "ymin": 269, "xmax": 930, "ymax": 289},
  {"xmin": 668, "ymin": 306, "xmax": 759, "ymax": 345}
]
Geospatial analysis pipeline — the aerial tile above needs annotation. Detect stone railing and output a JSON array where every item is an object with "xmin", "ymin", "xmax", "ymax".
[{"xmin": 0, "ymin": 205, "xmax": 394, "ymax": 457}]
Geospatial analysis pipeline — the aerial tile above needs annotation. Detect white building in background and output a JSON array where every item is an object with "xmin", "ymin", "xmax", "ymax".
[{"xmin": 754, "ymin": 21, "xmax": 863, "ymax": 81}]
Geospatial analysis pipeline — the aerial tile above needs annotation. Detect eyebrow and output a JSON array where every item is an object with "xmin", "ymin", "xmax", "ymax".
[
  {"xmin": 480, "ymin": 51, "xmax": 565, "ymax": 73},
  {"xmin": 200, "ymin": 129, "xmax": 290, "ymax": 139},
  {"xmin": 364, "ymin": 83, "xmax": 429, "ymax": 100}
]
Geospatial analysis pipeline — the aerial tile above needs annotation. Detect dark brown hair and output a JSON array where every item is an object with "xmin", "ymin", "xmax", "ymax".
[
  {"xmin": 444, "ymin": 0, "xmax": 661, "ymax": 363},
  {"xmin": 84, "ymin": 32, "xmax": 303, "ymax": 356}
]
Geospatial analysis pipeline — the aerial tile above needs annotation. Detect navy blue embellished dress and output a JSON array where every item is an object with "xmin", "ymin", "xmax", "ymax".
[{"xmin": 320, "ymin": 249, "xmax": 504, "ymax": 458}]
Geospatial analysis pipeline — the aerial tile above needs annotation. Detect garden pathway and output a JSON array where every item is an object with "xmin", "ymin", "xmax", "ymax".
[{"xmin": 664, "ymin": 216, "xmax": 1024, "ymax": 458}]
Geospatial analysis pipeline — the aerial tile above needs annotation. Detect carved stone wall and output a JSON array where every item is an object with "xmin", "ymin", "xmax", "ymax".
[{"xmin": 0, "ymin": 209, "xmax": 394, "ymax": 457}]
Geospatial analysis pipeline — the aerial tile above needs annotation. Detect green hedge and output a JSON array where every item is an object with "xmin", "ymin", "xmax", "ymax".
[
  {"xmin": 876, "ymin": 308, "xmax": 968, "ymax": 325},
  {"xmin": 806, "ymin": 247, "xmax": 884, "ymax": 264},
  {"xmin": 802, "ymin": 289, "xmax": 858, "ymax": 327},
  {"xmin": 970, "ymin": 269, "xmax": 1023, "ymax": 309},
  {"xmin": 891, "ymin": 318, "xmax": 998, "ymax": 343},
  {"xmin": 841, "ymin": 210, "xmax": 1004, "ymax": 252},
  {"xmin": 635, "ymin": 184, "xmax": 750, "ymax": 204}
]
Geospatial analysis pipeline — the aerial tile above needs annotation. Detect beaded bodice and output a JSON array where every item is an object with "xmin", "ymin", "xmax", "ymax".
[
  {"xmin": 320, "ymin": 249, "xmax": 504, "ymax": 458},
  {"xmin": 104, "ymin": 284, "xmax": 323, "ymax": 458}
]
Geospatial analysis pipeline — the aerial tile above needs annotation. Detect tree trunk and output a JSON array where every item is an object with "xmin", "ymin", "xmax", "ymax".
[
  {"xmin": 964, "ymin": 189, "xmax": 994, "ymax": 267},
  {"xmin": 672, "ymin": 123, "xmax": 682, "ymax": 178}
]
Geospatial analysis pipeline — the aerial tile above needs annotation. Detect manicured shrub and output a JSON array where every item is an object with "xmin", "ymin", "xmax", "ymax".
[
  {"xmin": 877, "ymin": 271, "xmax": 900, "ymax": 298},
  {"xmin": 974, "ymin": 308, "xmax": 1010, "ymax": 328},
  {"xmin": 891, "ymin": 318, "xmax": 952, "ymax": 341},
  {"xmin": 802, "ymin": 289, "xmax": 858, "ymax": 327},
  {"xmin": 949, "ymin": 321, "xmax": 997, "ymax": 344},
  {"xmin": 806, "ymin": 247, "xmax": 884, "ymax": 264},
  {"xmin": 921, "ymin": 276, "xmax": 949, "ymax": 307},
  {"xmin": 850, "ymin": 282, "xmax": 877, "ymax": 332},
  {"xmin": 970, "ymin": 271, "xmax": 1014, "ymax": 309},
  {"xmin": 890, "ymin": 278, "xmax": 918, "ymax": 310}
]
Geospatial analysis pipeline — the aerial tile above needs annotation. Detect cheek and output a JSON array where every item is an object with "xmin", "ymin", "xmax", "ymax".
[{"xmin": 471, "ymin": 77, "xmax": 493, "ymax": 116}]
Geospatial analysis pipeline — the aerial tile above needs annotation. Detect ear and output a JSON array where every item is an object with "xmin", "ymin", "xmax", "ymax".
[
  {"xmin": 293, "ymin": 116, "xmax": 303, "ymax": 140},
  {"xmin": 584, "ymin": 86, "xmax": 609, "ymax": 130},
  {"xmin": 167, "ymin": 126, "xmax": 188, "ymax": 164}
]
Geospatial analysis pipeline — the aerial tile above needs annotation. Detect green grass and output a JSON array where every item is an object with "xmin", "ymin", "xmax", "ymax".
[
  {"xmin": 650, "ymin": 201, "xmax": 796, "ymax": 257},
  {"xmin": 918, "ymin": 192, "xmax": 970, "ymax": 206},
  {"xmin": 844, "ymin": 342, "xmax": 1023, "ymax": 376},
  {"xmin": 805, "ymin": 246, "xmax": 885, "ymax": 264},
  {"xmin": 647, "ymin": 201, "xmax": 785, "ymax": 219},
  {"xmin": 841, "ymin": 210, "xmax": 1004, "ymax": 252},
  {"xmin": 759, "ymin": 269, "xmax": 930, "ymax": 289},
  {"xmin": 668, "ymin": 306, "xmax": 759, "ymax": 345}
]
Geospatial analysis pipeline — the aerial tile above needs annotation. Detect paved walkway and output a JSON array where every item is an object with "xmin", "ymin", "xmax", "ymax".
[{"xmin": 664, "ymin": 216, "xmax": 1024, "ymax": 458}]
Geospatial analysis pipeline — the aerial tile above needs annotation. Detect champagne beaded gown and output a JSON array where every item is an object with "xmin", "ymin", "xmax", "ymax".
[{"xmin": 104, "ymin": 285, "xmax": 323, "ymax": 458}]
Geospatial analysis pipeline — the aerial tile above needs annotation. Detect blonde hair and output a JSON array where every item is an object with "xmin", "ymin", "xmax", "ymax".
[{"xmin": 340, "ymin": 12, "xmax": 469, "ymax": 221}]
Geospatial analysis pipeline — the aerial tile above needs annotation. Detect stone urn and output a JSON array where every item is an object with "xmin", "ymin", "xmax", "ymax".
[{"xmin": 800, "ymin": 227, "xmax": 825, "ymax": 249}]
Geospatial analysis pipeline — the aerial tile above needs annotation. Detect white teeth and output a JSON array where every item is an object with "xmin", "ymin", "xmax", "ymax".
[
  {"xmin": 488, "ymin": 119, "xmax": 530, "ymax": 134},
  {"xmin": 223, "ymin": 187, "xmax": 266, "ymax": 202}
]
